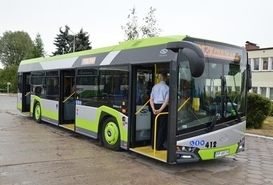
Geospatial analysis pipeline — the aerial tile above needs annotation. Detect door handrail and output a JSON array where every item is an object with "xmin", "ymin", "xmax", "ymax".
[
  {"xmin": 25, "ymin": 91, "xmax": 31, "ymax": 97},
  {"xmin": 152, "ymin": 98, "xmax": 190, "ymax": 153},
  {"xmin": 178, "ymin": 98, "xmax": 190, "ymax": 111},
  {"xmin": 135, "ymin": 99, "xmax": 150, "ymax": 115},
  {"xmin": 63, "ymin": 92, "xmax": 75, "ymax": 103},
  {"xmin": 153, "ymin": 111, "xmax": 169, "ymax": 154}
]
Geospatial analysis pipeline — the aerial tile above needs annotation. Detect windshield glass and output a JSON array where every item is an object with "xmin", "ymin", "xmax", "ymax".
[{"xmin": 177, "ymin": 48, "xmax": 247, "ymax": 133}]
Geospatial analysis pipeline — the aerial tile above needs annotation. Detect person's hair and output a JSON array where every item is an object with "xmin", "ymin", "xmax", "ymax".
[{"xmin": 160, "ymin": 71, "xmax": 168, "ymax": 79}]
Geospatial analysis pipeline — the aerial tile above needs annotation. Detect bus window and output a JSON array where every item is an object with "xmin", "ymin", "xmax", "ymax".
[
  {"xmin": 31, "ymin": 71, "xmax": 45, "ymax": 96},
  {"xmin": 99, "ymin": 66, "xmax": 129, "ymax": 109}
]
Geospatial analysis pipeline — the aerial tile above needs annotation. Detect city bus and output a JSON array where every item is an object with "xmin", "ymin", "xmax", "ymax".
[{"xmin": 17, "ymin": 35, "xmax": 251, "ymax": 164}]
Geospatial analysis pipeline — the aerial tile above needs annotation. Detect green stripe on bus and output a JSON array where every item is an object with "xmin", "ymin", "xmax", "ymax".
[
  {"xmin": 20, "ymin": 45, "xmax": 115, "ymax": 65},
  {"xmin": 76, "ymin": 117, "xmax": 98, "ymax": 131},
  {"xmin": 198, "ymin": 144, "xmax": 238, "ymax": 160},
  {"xmin": 17, "ymin": 102, "xmax": 22, "ymax": 110},
  {"xmin": 42, "ymin": 109, "xmax": 59, "ymax": 121}
]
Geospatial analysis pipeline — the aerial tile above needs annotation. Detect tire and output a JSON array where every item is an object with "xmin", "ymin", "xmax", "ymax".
[
  {"xmin": 101, "ymin": 117, "xmax": 120, "ymax": 151},
  {"xmin": 33, "ymin": 102, "xmax": 42, "ymax": 123}
]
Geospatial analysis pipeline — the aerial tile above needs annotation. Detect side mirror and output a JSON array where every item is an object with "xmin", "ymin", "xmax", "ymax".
[
  {"xmin": 166, "ymin": 41, "xmax": 205, "ymax": 77},
  {"xmin": 182, "ymin": 48, "xmax": 205, "ymax": 77}
]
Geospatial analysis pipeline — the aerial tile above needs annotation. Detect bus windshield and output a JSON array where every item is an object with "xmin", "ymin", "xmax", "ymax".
[{"xmin": 177, "ymin": 47, "xmax": 247, "ymax": 133}]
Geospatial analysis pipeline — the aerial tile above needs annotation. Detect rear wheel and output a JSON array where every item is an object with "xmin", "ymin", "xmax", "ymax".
[
  {"xmin": 34, "ymin": 102, "xmax": 42, "ymax": 123},
  {"xmin": 101, "ymin": 117, "xmax": 120, "ymax": 151}
]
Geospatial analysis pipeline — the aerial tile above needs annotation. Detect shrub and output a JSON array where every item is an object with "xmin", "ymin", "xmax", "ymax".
[
  {"xmin": 270, "ymin": 102, "xmax": 273, "ymax": 116},
  {"xmin": 247, "ymin": 93, "xmax": 272, "ymax": 129}
]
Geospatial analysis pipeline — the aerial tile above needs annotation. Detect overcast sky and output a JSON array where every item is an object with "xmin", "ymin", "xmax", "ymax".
[{"xmin": 0, "ymin": 0, "xmax": 272, "ymax": 57}]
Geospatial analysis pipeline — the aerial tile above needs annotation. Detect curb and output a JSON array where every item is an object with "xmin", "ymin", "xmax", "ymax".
[
  {"xmin": 246, "ymin": 133, "xmax": 273, "ymax": 140},
  {"xmin": 0, "ymin": 93, "xmax": 17, "ymax": 97}
]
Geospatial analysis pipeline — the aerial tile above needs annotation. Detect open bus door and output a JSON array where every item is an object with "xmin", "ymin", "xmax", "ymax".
[
  {"xmin": 20, "ymin": 73, "xmax": 31, "ymax": 114},
  {"xmin": 130, "ymin": 63, "xmax": 170, "ymax": 163},
  {"xmin": 59, "ymin": 70, "xmax": 76, "ymax": 131}
]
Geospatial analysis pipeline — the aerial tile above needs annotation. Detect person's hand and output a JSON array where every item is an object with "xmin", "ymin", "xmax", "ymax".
[{"xmin": 153, "ymin": 109, "xmax": 160, "ymax": 114}]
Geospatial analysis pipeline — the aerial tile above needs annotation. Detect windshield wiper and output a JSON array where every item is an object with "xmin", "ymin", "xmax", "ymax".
[
  {"xmin": 207, "ymin": 76, "xmax": 241, "ymax": 132},
  {"xmin": 207, "ymin": 113, "xmax": 220, "ymax": 132},
  {"xmin": 220, "ymin": 76, "xmax": 241, "ymax": 122}
]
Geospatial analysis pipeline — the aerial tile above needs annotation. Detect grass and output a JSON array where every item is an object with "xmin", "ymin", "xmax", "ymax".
[{"xmin": 246, "ymin": 116, "xmax": 273, "ymax": 137}]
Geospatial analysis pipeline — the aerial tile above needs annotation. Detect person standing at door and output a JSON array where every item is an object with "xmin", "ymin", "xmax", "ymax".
[{"xmin": 150, "ymin": 71, "xmax": 169, "ymax": 150}]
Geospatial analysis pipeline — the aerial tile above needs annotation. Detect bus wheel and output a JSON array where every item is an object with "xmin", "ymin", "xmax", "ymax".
[
  {"xmin": 101, "ymin": 117, "xmax": 120, "ymax": 151},
  {"xmin": 34, "ymin": 102, "xmax": 42, "ymax": 123}
]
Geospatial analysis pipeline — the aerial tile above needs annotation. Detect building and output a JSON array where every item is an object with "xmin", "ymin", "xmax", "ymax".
[{"xmin": 246, "ymin": 41, "xmax": 273, "ymax": 100}]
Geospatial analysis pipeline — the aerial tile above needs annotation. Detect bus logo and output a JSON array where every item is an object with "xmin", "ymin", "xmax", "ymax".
[{"xmin": 160, "ymin": 49, "xmax": 168, "ymax": 55}]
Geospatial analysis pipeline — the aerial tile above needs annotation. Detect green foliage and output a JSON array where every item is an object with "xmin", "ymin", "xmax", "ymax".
[
  {"xmin": 121, "ymin": 6, "xmax": 139, "ymax": 41},
  {"xmin": 0, "ymin": 31, "xmax": 34, "ymax": 67},
  {"xmin": 32, "ymin": 33, "xmax": 45, "ymax": 58},
  {"xmin": 0, "ymin": 65, "xmax": 18, "ymax": 93},
  {"xmin": 247, "ymin": 93, "xmax": 272, "ymax": 129},
  {"xmin": 270, "ymin": 102, "xmax": 273, "ymax": 116},
  {"xmin": 52, "ymin": 26, "xmax": 70, "ymax": 55},
  {"xmin": 140, "ymin": 7, "xmax": 162, "ymax": 38},
  {"xmin": 122, "ymin": 6, "xmax": 162, "ymax": 41},
  {"xmin": 52, "ymin": 26, "xmax": 92, "ymax": 56},
  {"xmin": 76, "ymin": 29, "xmax": 92, "ymax": 51}
]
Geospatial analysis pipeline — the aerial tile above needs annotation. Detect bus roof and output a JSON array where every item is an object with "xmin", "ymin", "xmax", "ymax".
[
  {"xmin": 18, "ymin": 35, "xmax": 244, "ymax": 73},
  {"xmin": 18, "ymin": 35, "xmax": 187, "ymax": 72}
]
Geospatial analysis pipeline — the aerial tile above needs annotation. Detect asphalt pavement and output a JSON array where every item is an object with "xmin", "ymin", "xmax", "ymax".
[{"xmin": 1, "ymin": 94, "xmax": 273, "ymax": 185}]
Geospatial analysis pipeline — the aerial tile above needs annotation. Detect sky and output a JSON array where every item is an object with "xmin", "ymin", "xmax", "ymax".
[{"xmin": 0, "ymin": 0, "xmax": 273, "ymax": 67}]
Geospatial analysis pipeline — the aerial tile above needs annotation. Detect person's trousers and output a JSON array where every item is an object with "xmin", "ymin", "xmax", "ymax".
[{"xmin": 151, "ymin": 104, "xmax": 168, "ymax": 149}]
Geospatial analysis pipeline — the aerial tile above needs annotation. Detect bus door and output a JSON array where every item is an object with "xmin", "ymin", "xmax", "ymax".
[
  {"xmin": 21, "ymin": 73, "xmax": 31, "ymax": 113},
  {"xmin": 59, "ymin": 70, "xmax": 76, "ymax": 130},
  {"xmin": 130, "ymin": 63, "xmax": 170, "ymax": 163},
  {"xmin": 132, "ymin": 66, "xmax": 154, "ymax": 147}
]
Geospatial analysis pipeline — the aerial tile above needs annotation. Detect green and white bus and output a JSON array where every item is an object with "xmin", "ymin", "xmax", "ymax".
[{"xmin": 17, "ymin": 35, "xmax": 251, "ymax": 164}]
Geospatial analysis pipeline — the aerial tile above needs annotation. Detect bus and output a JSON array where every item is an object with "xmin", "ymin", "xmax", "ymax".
[{"xmin": 17, "ymin": 35, "xmax": 251, "ymax": 164}]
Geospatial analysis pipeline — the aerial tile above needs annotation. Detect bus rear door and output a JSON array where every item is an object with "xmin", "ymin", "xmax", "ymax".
[
  {"xmin": 21, "ymin": 73, "xmax": 31, "ymax": 114},
  {"xmin": 59, "ymin": 70, "xmax": 76, "ymax": 130}
]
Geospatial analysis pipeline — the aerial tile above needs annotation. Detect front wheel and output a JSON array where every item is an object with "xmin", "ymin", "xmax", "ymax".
[
  {"xmin": 101, "ymin": 117, "xmax": 120, "ymax": 151},
  {"xmin": 33, "ymin": 102, "xmax": 42, "ymax": 123}
]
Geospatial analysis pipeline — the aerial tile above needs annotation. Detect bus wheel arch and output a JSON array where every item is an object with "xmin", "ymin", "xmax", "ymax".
[
  {"xmin": 33, "ymin": 101, "xmax": 42, "ymax": 123},
  {"xmin": 100, "ymin": 116, "xmax": 120, "ymax": 151}
]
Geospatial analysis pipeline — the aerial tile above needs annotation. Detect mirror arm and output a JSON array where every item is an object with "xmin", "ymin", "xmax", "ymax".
[{"xmin": 166, "ymin": 41, "xmax": 204, "ymax": 58}]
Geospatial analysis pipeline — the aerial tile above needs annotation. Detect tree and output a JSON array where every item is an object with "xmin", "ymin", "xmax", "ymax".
[
  {"xmin": 121, "ymin": 6, "xmax": 139, "ymax": 41},
  {"xmin": 32, "ymin": 33, "xmax": 45, "ymax": 58},
  {"xmin": 76, "ymin": 29, "xmax": 92, "ymax": 51},
  {"xmin": 0, "ymin": 31, "xmax": 34, "ymax": 67},
  {"xmin": 140, "ymin": 7, "xmax": 162, "ymax": 38},
  {"xmin": 0, "ymin": 65, "xmax": 18, "ymax": 93},
  {"xmin": 52, "ymin": 26, "xmax": 70, "ymax": 55},
  {"xmin": 122, "ymin": 6, "xmax": 162, "ymax": 41},
  {"xmin": 52, "ymin": 26, "xmax": 92, "ymax": 56}
]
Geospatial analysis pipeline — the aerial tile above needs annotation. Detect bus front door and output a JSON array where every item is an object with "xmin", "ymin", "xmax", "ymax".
[
  {"xmin": 134, "ymin": 68, "xmax": 153, "ymax": 146},
  {"xmin": 130, "ymin": 63, "xmax": 169, "ymax": 163}
]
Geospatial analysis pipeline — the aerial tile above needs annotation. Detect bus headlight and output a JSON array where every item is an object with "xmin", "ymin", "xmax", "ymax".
[
  {"xmin": 176, "ymin": 146, "xmax": 200, "ymax": 162},
  {"xmin": 236, "ymin": 136, "xmax": 245, "ymax": 153}
]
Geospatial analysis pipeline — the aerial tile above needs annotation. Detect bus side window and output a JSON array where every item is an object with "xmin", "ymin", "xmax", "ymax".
[{"xmin": 35, "ymin": 86, "xmax": 42, "ymax": 95}]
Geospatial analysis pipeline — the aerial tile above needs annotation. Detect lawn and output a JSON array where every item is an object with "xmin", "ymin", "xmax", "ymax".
[{"xmin": 246, "ymin": 116, "xmax": 273, "ymax": 137}]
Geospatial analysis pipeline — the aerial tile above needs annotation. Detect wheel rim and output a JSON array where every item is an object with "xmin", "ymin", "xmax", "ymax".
[
  {"xmin": 35, "ymin": 104, "xmax": 41, "ymax": 120},
  {"xmin": 104, "ymin": 121, "xmax": 119, "ymax": 145}
]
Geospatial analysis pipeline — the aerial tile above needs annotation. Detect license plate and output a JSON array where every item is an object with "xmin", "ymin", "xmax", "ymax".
[{"xmin": 214, "ymin": 150, "xmax": 229, "ymax": 158}]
